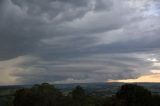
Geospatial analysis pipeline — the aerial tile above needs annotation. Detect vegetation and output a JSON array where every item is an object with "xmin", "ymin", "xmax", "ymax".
[
  {"xmin": 116, "ymin": 84, "xmax": 152, "ymax": 106},
  {"xmin": 2, "ymin": 83, "xmax": 160, "ymax": 106}
]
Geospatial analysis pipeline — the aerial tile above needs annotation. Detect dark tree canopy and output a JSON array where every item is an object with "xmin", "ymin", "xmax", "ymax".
[
  {"xmin": 71, "ymin": 85, "xmax": 86, "ymax": 106},
  {"xmin": 72, "ymin": 86, "xmax": 86, "ymax": 100},
  {"xmin": 12, "ymin": 83, "xmax": 160, "ymax": 106},
  {"xmin": 13, "ymin": 83, "xmax": 62, "ymax": 106},
  {"xmin": 116, "ymin": 84, "xmax": 152, "ymax": 106},
  {"xmin": 152, "ymin": 95, "xmax": 160, "ymax": 106}
]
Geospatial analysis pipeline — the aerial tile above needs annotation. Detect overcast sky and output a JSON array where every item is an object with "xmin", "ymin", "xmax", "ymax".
[{"xmin": 0, "ymin": 0, "xmax": 160, "ymax": 85}]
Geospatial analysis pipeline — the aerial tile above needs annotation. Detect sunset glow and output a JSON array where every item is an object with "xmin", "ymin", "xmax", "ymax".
[{"xmin": 108, "ymin": 74, "xmax": 160, "ymax": 83}]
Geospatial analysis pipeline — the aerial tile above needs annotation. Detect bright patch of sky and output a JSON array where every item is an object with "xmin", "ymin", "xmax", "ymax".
[{"xmin": 144, "ymin": 3, "xmax": 160, "ymax": 16}]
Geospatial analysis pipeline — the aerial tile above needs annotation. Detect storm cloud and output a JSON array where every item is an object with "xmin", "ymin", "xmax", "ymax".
[{"xmin": 0, "ymin": 0, "xmax": 160, "ymax": 85}]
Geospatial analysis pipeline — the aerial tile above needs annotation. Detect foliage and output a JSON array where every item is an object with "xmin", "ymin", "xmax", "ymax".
[
  {"xmin": 12, "ymin": 83, "xmax": 160, "ymax": 106},
  {"xmin": 152, "ymin": 94, "xmax": 160, "ymax": 106},
  {"xmin": 116, "ymin": 84, "xmax": 152, "ymax": 106},
  {"xmin": 13, "ymin": 83, "xmax": 62, "ymax": 106},
  {"xmin": 71, "ymin": 86, "xmax": 86, "ymax": 105}
]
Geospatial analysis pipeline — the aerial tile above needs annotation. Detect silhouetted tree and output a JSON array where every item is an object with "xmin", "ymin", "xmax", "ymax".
[
  {"xmin": 13, "ymin": 83, "xmax": 62, "ymax": 106},
  {"xmin": 152, "ymin": 94, "xmax": 160, "ymax": 106},
  {"xmin": 3, "ymin": 96, "xmax": 14, "ymax": 106},
  {"xmin": 71, "ymin": 86, "xmax": 86, "ymax": 106},
  {"xmin": 12, "ymin": 83, "xmax": 160, "ymax": 106},
  {"xmin": 116, "ymin": 84, "xmax": 152, "ymax": 106}
]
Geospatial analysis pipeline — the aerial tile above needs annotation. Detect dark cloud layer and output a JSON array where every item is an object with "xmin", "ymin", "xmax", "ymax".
[{"xmin": 0, "ymin": 0, "xmax": 160, "ymax": 84}]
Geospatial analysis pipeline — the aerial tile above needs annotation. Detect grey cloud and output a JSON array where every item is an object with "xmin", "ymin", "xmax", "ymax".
[
  {"xmin": 0, "ymin": 0, "xmax": 113, "ymax": 60},
  {"xmin": 10, "ymin": 53, "xmax": 152, "ymax": 84},
  {"xmin": 0, "ymin": 0, "xmax": 160, "ymax": 84},
  {"xmin": 11, "ymin": 0, "xmax": 112, "ymax": 23}
]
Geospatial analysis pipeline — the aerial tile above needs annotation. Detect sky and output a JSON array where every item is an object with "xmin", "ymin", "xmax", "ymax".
[{"xmin": 0, "ymin": 0, "xmax": 160, "ymax": 85}]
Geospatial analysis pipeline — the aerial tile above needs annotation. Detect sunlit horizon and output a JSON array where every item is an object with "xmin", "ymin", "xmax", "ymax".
[{"xmin": 108, "ymin": 74, "xmax": 160, "ymax": 83}]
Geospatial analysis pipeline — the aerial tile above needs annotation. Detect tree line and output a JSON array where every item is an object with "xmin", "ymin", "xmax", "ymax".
[{"xmin": 9, "ymin": 83, "xmax": 160, "ymax": 106}]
